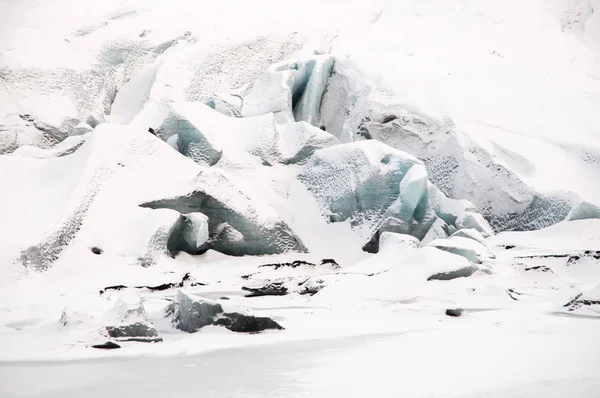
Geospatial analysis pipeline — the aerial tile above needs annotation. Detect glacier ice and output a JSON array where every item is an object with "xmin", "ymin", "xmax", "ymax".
[
  {"xmin": 141, "ymin": 169, "xmax": 306, "ymax": 256},
  {"xmin": 298, "ymin": 140, "xmax": 492, "ymax": 249},
  {"xmin": 154, "ymin": 101, "xmax": 339, "ymax": 167},
  {"xmin": 242, "ymin": 54, "xmax": 335, "ymax": 127},
  {"xmin": 355, "ymin": 103, "xmax": 600, "ymax": 232}
]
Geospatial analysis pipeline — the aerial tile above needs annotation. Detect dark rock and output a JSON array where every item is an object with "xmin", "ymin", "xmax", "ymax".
[
  {"xmin": 92, "ymin": 341, "xmax": 121, "ymax": 349},
  {"xmin": 148, "ymin": 127, "xmax": 156, "ymax": 135},
  {"xmin": 320, "ymin": 258, "xmax": 340, "ymax": 267},
  {"xmin": 504, "ymin": 245, "xmax": 515, "ymax": 250},
  {"xmin": 242, "ymin": 282, "xmax": 288, "ymax": 297},
  {"xmin": 445, "ymin": 308, "xmax": 465, "ymax": 317},
  {"xmin": 91, "ymin": 247, "xmax": 103, "ymax": 255},
  {"xmin": 259, "ymin": 260, "xmax": 315, "ymax": 270},
  {"xmin": 524, "ymin": 265, "xmax": 552, "ymax": 273},
  {"xmin": 214, "ymin": 313, "xmax": 283, "ymax": 333},
  {"xmin": 99, "ymin": 273, "xmax": 205, "ymax": 295},
  {"xmin": 298, "ymin": 277, "xmax": 327, "ymax": 295},
  {"xmin": 106, "ymin": 322, "xmax": 163, "ymax": 343},
  {"xmin": 427, "ymin": 265, "xmax": 479, "ymax": 281}
]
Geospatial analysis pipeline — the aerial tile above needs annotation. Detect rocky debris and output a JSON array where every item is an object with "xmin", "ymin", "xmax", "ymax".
[
  {"xmin": 563, "ymin": 290, "xmax": 600, "ymax": 312},
  {"xmin": 103, "ymin": 299, "xmax": 162, "ymax": 343},
  {"xmin": 427, "ymin": 265, "xmax": 479, "ymax": 281},
  {"xmin": 99, "ymin": 273, "xmax": 205, "ymax": 295},
  {"xmin": 258, "ymin": 259, "xmax": 340, "ymax": 270},
  {"xmin": 91, "ymin": 341, "xmax": 121, "ymax": 350},
  {"xmin": 298, "ymin": 276, "xmax": 327, "ymax": 295},
  {"xmin": 166, "ymin": 290, "xmax": 283, "ymax": 333},
  {"xmin": 524, "ymin": 265, "xmax": 553, "ymax": 273},
  {"xmin": 445, "ymin": 308, "xmax": 465, "ymax": 317},
  {"xmin": 242, "ymin": 281, "xmax": 288, "ymax": 297},
  {"xmin": 213, "ymin": 312, "xmax": 284, "ymax": 333},
  {"xmin": 515, "ymin": 250, "xmax": 600, "ymax": 266}
]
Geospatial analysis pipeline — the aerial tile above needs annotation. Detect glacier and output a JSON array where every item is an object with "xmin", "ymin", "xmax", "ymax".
[{"xmin": 1, "ymin": 0, "xmax": 600, "ymax": 396}]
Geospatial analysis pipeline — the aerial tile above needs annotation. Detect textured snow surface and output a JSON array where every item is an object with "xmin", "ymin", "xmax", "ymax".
[{"xmin": 1, "ymin": 0, "xmax": 600, "ymax": 396}]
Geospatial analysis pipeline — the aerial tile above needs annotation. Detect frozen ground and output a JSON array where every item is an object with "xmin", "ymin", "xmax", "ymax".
[{"xmin": 1, "ymin": 0, "xmax": 600, "ymax": 397}]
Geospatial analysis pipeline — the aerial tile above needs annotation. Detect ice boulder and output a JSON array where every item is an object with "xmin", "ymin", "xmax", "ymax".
[
  {"xmin": 103, "ymin": 298, "xmax": 162, "ymax": 343},
  {"xmin": 166, "ymin": 212, "xmax": 209, "ymax": 256},
  {"xmin": 141, "ymin": 169, "xmax": 306, "ymax": 256},
  {"xmin": 298, "ymin": 140, "xmax": 491, "ymax": 249},
  {"xmin": 407, "ymin": 247, "xmax": 480, "ymax": 281},
  {"xmin": 427, "ymin": 236, "xmax": 495, "ymax": 265},
  {"xmin": 166, "ymin": 290, "xmax": 283, "ymax": 333}
]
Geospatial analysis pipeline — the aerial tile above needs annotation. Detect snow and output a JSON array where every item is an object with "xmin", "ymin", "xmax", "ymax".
[{"xmin": 2, "ymin": 0, "xmax": 600, "ymax": 396}]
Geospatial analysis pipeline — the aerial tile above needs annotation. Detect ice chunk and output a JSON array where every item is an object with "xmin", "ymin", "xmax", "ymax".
[
  {"xmin": 405, "ymin": 247, "xmax": 480, "ymax": 281},
  {"xmin": 449, "ymin": 228, "xmax": 489, "ymax": 247},
  {"xmin": 428, "ymin": 236, "xmax": 495, "ymax": 264},
  {"xmin": 141, "ymin": 169, "xmax": 306, "ymax": 256},
  {"xmin": 103, "ymin": 298, "xmax": 162, "ymax": 343},
  {"xmin": 166, "ymin": 212, "xmax": 209, "ymax": 256},
  {"xmin": 166, "ymin": 290, "xmax": 283, "ymax": 333}
]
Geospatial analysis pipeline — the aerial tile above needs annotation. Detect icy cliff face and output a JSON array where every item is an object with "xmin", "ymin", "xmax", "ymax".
[{"xmin": 2, "ymin": 0, "xmax": 600, "ymax": 273}]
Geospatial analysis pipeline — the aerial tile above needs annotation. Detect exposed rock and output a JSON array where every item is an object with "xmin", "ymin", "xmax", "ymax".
[
  {"xmin": 167, "ymin": 290, "xmax": 284, "ymax": 333},
  {"xmin": 427, "ymin": 266, "xmax": 479, "ymax": 281},
  {"xmin": 445, "ymin": 308, "xmax": 465, "ymax": 317},
  {"xmin": 106, "ymin": 322, "xmax": 162, "ymax": 343},
  {"xmin": 213, "ymin": 312, "xmax": 284, "ymax": 333},
  {"xmin": 99, "ymin": 272, "xmax": 205, "ymax": 295},
  {"xmin": 298, "ymin": 276, "xmax": 327, "ymax": 295},
  {"xmin": 242, "ymin": 281, "xmax": 288, "ymax": 297},
  {"xmin": 258, "ymin": 259, "xmax": 340, "ymax": 270},
  {"xmin": 92, "ymin": 341, "xmax": 121, "ymax": 349}
]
